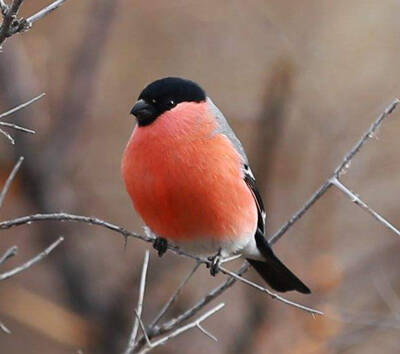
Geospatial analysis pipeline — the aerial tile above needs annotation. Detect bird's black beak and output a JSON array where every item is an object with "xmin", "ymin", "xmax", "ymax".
[{"xmin": 130, "ymin": 99, "xmax": 154, "ymax": 120}]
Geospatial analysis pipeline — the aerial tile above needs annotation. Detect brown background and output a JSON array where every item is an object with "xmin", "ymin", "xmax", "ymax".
[{"xmin": 1, "ymin": 0, "xmax": 400, "ymax": 353}]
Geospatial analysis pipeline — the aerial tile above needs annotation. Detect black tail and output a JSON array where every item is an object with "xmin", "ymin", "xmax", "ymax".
[{"xmin": 247, "ymin": 232, "xmax": 311, "ymax": 294}]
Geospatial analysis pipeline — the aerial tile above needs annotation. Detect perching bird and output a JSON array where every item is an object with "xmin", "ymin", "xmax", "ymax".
[{"xmin": 122, "ymin": 77, "xmax": 310, "ymax": 294}]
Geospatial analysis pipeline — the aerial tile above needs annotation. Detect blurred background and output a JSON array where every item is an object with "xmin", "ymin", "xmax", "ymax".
[{"xmin": 1, "ymin": 0, "xmax": 400, "ymax": 353}]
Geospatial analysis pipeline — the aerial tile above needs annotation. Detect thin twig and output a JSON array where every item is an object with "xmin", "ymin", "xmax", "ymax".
[
  {"xmin": 220, "ymin": 254, "xmax": 242, "ymax": 264},
  {"xmin": 269, "ymin": 98, "xmax": 400, "ymax": 245},
  {"xmin": 26, "ymin": 0, "xmax": 69, "ymax": 25},
  {"xmin": 0, "ymin": 236, "xmax": 63, "ymax": 280},
  {"xmin": 0, "ymin": 93, "xmax": 45, "ymax": 119},
  {"xmin": 134, "ymin": 310, "xmax": 152, "ymax": 347},
  {"xmin": 0, "ymin": 121, "xmax": 35, "ymax": 134},
  {"xmin": 150, "ymin": 262, "xmax": 201, "ymax": 328},
  {"xmin": 124, "ymin": 250, "xmax": 150, "ymax": 354},
  {"xmin": 197, "ymin": 323, "xmax": 218, "ymax": 342},
  {"xmin": 332, "ymin": 99, "xmax": 400, "ymax": 178},
  {"xmin": 0, "ymin": 213, "xmax": 200, "ymax": 262},
  {"xmin": 0, "ymin": 127, "xmax": 14, "ymax": 144},
  {"xmin": 218, "ymin": 265, "xmax": 323, "ymax": 315},
  {"xmin": 156, "ymin": 262, "xmax": 248, "ymax": 333},
  {"xmin": 138, "ymin": 303, "xmax": 225, "ymax": 354},
  {"xmin": 0, "ymin": 245, "xmax": 17, "ymax": 266},
  {"xmin": 0, "ymin": 156, "xmax": 23, "ymax": 209},
  {"xmin": 330, "ymin": 177, "xmax": 400, "ymax": 237},
  {"xmin": 0, "ymin": 320, "xmax": 11, "ymax": 334}
]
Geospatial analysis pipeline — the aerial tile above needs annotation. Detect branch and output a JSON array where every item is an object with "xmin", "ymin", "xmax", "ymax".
[
  {"xmin": 219, "ymin": 265, "xmax": 322, "ymax": 314},
  {"xmin": 0, "ymin": 0, "xmax": 25, "ymax": 46},
  {"xmin": 137, "ymin": 303, "xmax": 225, "ymax": 354},
  {"xmin": 0, "ymin": 94, "xmax": 44, "ymax": 143},
  {"xmin": 0, "ymin": 213, "xmax": 322, "ymax": 315},
  {"xmin": 0, "ymin": 121, "xmax": 35, "ymax": 134},
  {"xmin": 26, "ymin": 0, "xmax": 69, "ymax": 25},
  {"xmin": 0, "ymin": 236, "xmax": 63, "ymax": 280},
  {"xmin": 0, "ymin": 212, "xmax": 155, "ymax": 244},
  {"xmin": 269, "ymin": 98, "xmax": 400, "ymax": 245},
  {"xmin": 0, "ymin": 320, "xmax": 11, "ymax": 334},
  {"xmin": 0, "ymin": 245, "xmax": 17, "ymax": 266},
  {"xmin": 0, "ymin": 156, "xmax": 23, "ymax": 208},
  {"xmin": 330, "ymin": 177, "xmax": 400, "ymax": 236},
  {"xmin": 0, "ymin": 93, "xmax": 45, "ymax": 119},
  {"xmin": 149, "ymin": 262, "xmax": 201, "ymax": 328},
  {"xmin": 124, "ymin": 250, "xmax": 150, "ymax": 354},
  {"xmin": 0, "ymin": 127, "xmax": 14, "ymax": 144},
  {"xmin": 0, "ymin": 0, "xmax": 71, "ymax": 46}
]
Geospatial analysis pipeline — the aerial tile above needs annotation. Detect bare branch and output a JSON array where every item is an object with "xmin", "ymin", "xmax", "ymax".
[
  {"xmin": 150, "ymin": 262, "xmax": 201, "ymax": 328},
  {"xmin": 330, "ymin": 177, "xmax": 400, "ymax": 237},
  {"xmin": 269, "ymin": 98, "xmax": 400, "ymax": 245},
  {"xmin": 220, "ymin": 254, "xmax": 242, "ymax": 264},
  {"xmin": 0, "ymin": 320, "xmax": 11, "ymax": 334},
  {"xmin": 218, "ymin": 265, "xmax": 323, "ymax": 315},
  {"xmin": 134, "ymin": 310, "xmax": 152, "ymax": 347},
  {"xmin": 0, "ymin": 156, "xmax": 23, "ymax": 208},
  {"xmin": 26, "ymin": 0, "xmax": 69, "ymax": 25},
  {"xmin": 0, "ymin": 213, "xmax": 322, "ymax": 315},
  {"xmin": 138, "ymin": 303, "xmax": 225, "ymax": 354},
  {"xmin": 196, "ymin": 323, "xmax": 218, "ymax": 342},
  {"xmin": 0, "ymin": 121, "xmax": 35, "ymax": 134},
  {"xmin": 0, "ymin": 95, "xmax": 40, "ymax": 142},
  {"xmin": 0, "ymin": 236, "xmax": 63, "ymax": 280},
  {"xmin": 124, "ymin": 250, "xmax": 150, "ymax": 354},
  {"xmin": 332, "ymin": 98, "xmax": 400, "ymax": 178},
  {"xmin": 0, "ymin": 213, "xmax": 202, "ymax": 262},
  {"xmin": 0, "ymin": 127, "xmax": 14, "ymax": 144},
  {"xmin": 0, "ymin": 93, "xmax": 45, "ymax": 119},
  {"xmin": 0, "ymin": 0, "xmax": 71, "ymax": 46},
  {"xmin": 0, "ymin": 212, "xmax": 155, "ymax": 245},
  {"xmin": 0, "ymin": 245, "xmax": 17, "ymax": 266}
]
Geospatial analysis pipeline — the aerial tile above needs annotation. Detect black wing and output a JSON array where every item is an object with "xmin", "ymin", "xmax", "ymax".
[
  {"xmin": 243, "ymin": 164, "xmax": 311, "ymax": 294},
  {"xmin": 243, "ymin": 164, "xmax": 266, "ymax": 235}
]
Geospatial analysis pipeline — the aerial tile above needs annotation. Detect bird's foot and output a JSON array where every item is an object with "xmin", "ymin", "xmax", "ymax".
[
  {"xmin": 207, "ymin": 250, "xmax": 221, "ymax": 276},
  {"xmin": 153, "ymin": 237, "xmax": 168, "ymax": 257}
]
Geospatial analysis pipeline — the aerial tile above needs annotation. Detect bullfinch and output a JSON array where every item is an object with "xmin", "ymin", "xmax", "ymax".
[{"xmin": 122, "ymin": 77, "xmax": 310, "ymax": 294}]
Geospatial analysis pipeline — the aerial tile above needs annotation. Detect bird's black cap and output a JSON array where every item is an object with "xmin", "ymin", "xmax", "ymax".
[{"xmin": 130, "ymin": 77, "xmax": 206, "ymax": 126}]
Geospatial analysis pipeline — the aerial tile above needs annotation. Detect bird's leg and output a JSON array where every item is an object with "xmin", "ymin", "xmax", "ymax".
[
  {"xmin": 207, "ymin": 249, "xmax": 222, "ymax": 276},
  {"xmin": 153, "ymin": 237, "xmax": 168, "ymax": 257}
]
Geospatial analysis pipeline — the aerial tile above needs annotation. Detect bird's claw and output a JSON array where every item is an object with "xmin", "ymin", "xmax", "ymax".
[
  {"xmin": 153, "ymin": 237, "xmax": 168, "ymax": 257},
  {"xmin": 207, "ymin": 251, "xmax": 221, "ymax": 276}
]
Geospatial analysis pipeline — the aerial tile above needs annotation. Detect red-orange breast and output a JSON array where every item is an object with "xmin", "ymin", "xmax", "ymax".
[{"xmin": 122, "ymin": 100, "xmax": 257, "ymax": 254}]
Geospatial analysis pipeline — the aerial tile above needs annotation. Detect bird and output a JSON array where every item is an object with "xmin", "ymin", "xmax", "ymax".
[{"xmin": 122, "ymin": 77, "xmax": 310, "ymax": 294}]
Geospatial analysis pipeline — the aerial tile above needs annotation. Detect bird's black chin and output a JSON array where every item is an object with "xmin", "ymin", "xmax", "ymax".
[{"xmin": 130, "ymin": 99, "xmax": 159, "ymax": 126}]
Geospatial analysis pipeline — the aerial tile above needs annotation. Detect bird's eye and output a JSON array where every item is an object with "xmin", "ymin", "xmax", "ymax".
[
  {"xmin": 168, "ymin": 100, "xmax": 175, "ymax": 107},
  {"xmin": 152, "ymin": 99, "xmax": 157, "ymax": 104}
]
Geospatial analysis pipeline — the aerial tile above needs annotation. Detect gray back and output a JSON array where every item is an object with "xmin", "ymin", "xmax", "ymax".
[{"xmin": 207, "ymin": 97, "xmax": 248, "ymax": 164}]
